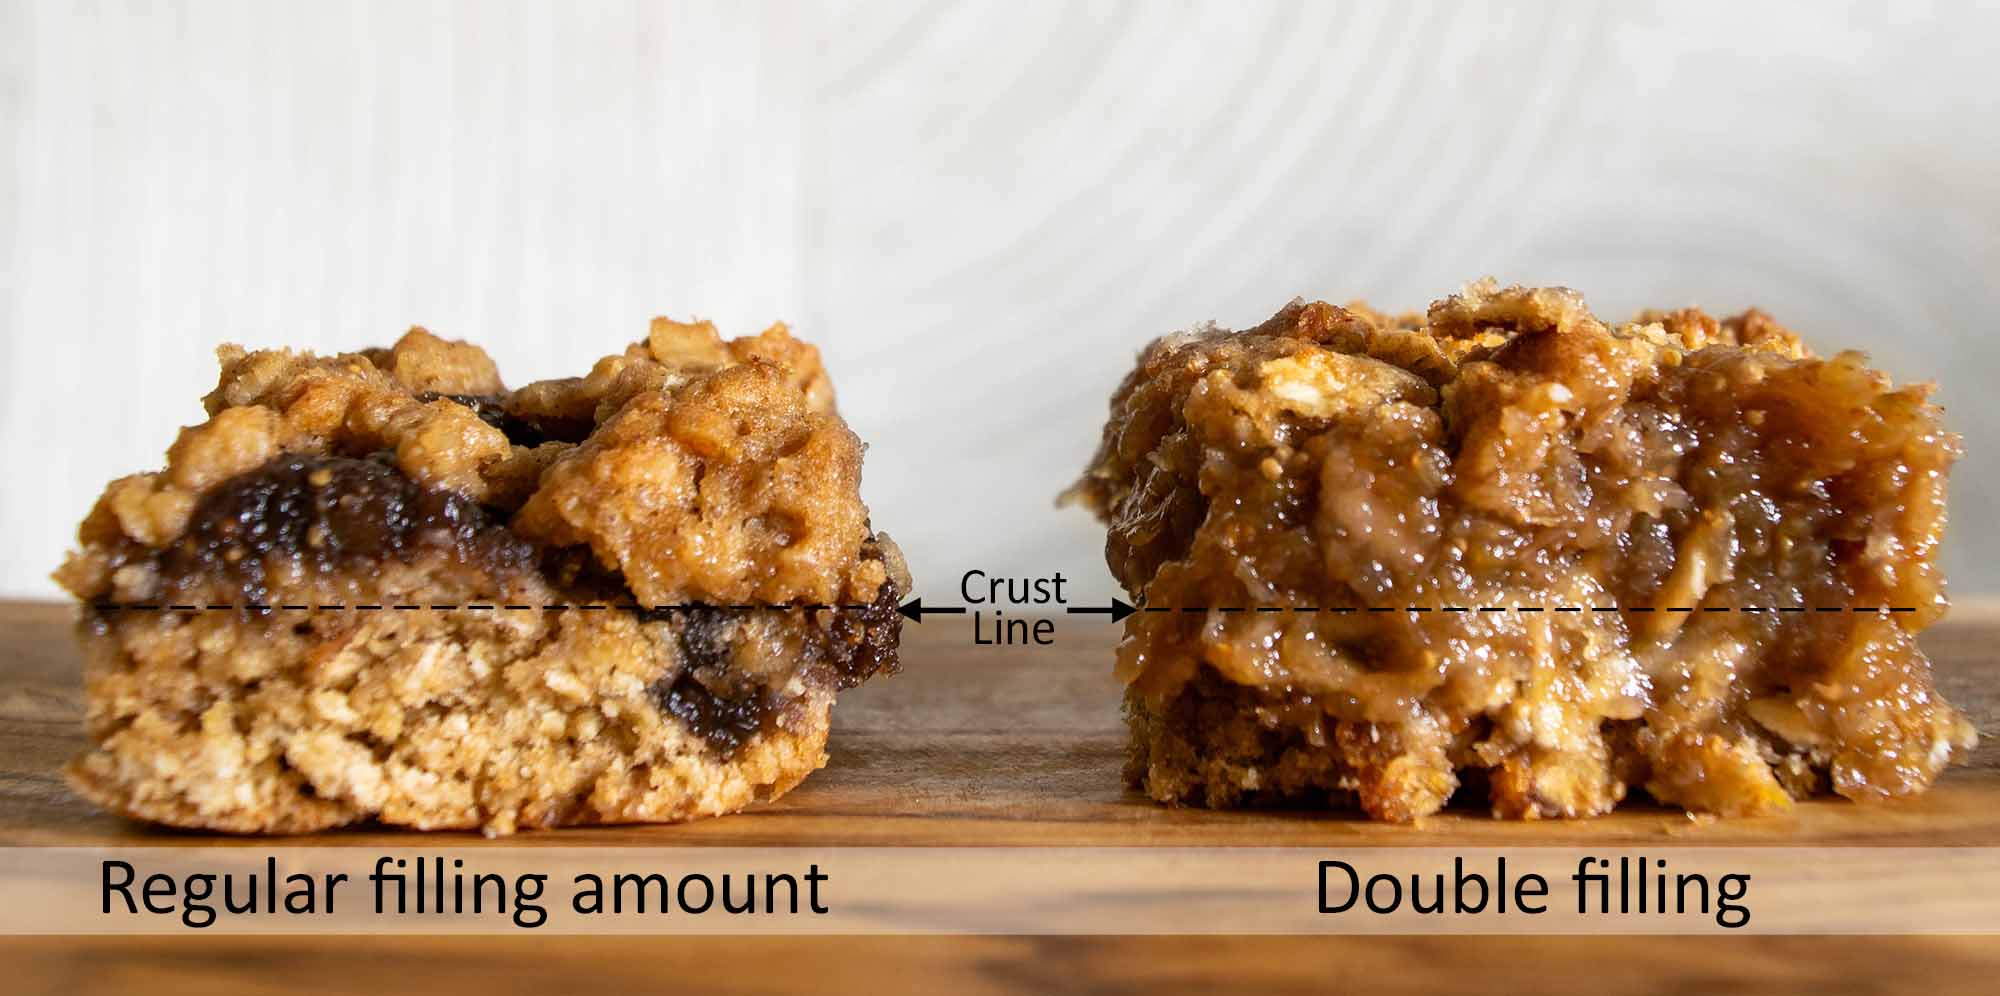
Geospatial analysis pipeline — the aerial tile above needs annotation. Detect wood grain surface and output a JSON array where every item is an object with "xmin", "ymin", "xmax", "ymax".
[
  {"xmin": 7, "ymin": 936, "xmax": 2000, "ymax": 996},
  {"xmin": 1, "ymin": 599, "xmax": 1996, "ymax": 991}
]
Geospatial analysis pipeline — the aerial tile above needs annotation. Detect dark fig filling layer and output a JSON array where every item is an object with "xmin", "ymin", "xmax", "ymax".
[
  {"xmin": 643, "ymin": 582, "xmax": 902, "ymax": 755},
  {"xmin": 166, "ymin": 454, "xmax": 537, "ymax": 603},
  {"xmin": 414, "ymin": 391, "xmax": 594, "ymax": 448}
]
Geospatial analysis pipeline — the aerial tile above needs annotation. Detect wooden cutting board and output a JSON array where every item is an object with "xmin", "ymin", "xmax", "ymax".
[{"xmin": 2, "ymin": 599, "xmax": 1996, "ymax": 992}]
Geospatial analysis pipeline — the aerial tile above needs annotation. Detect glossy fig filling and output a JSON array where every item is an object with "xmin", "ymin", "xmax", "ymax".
[{"xmin": 164, "ymin": 455, "xmax": 538, "ymax": 603}]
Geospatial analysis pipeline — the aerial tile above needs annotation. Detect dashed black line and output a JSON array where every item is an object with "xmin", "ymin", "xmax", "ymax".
[{"xmin": 86, "ymin": 602, "xmax": 1926, "ymax": 615}]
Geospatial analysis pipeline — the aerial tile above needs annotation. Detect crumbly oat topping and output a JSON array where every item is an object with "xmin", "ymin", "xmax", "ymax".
[
  {"xmin": 59, "ymin": 319, "xmax": 882, "ymax": 608},
  {"xmin": 1072, "ymin": 280, "xmax": 1974, "ymax": 820}
]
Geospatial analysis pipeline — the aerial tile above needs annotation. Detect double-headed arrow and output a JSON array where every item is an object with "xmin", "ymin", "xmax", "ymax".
[{"xmin": 897, "ymin": 597, "xmax": 1134, "ymax": 623}]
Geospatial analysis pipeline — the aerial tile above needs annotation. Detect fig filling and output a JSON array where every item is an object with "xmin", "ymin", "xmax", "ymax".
[
  {"xmin": 414, "ymin": 392, "xmax": 593, "ymax": 447},
  {"xmin": 821, "ymin": 585, "xmax": 902, "ymax": 689},
  {"xmin": 639, "ymin": 575, "xmax": 903, "ymax": 754},
  {"xmin": 650, "ymin": 671, "xmax": 777, "ymax": 755},
  {"xmin": 163, "ymin": 454, "xmax": 536, "ymax": 604}
]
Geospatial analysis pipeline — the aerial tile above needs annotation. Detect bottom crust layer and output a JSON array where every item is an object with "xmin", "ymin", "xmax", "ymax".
[
  {"xmin": 68, "ymin": 594, "xmax": 898, "ymax": 836},
  {"xmin": 1125, "ymin": 660, "xmax": 1972, "ymax": 823},
  {"xmin": 1127, "ymin": 669, "xmax": 1417, "ymax": 819}
]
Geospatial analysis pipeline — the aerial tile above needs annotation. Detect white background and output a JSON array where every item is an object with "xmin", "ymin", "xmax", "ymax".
[{"xmin": 4, "ymin": 1, "xmax": 1998, "ymax": 599}]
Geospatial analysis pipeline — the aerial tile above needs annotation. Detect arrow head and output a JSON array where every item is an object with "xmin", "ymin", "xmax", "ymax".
[
  {"xmin": 1111, "ymin": 598, "xmax": 1136, "ymax": 623},
  {"xmin": 899, "ymin": 597, "xmax": 925, "ymax": 623}
]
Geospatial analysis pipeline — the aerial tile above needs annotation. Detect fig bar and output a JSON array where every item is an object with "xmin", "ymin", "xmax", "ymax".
[
  {"xmin": 1067, "ymin": 280, "xmax": 1974, "ymax": 821},
  {"xmin": 56, "ymin": 320, "xmax": 906, "ymax": 834}
]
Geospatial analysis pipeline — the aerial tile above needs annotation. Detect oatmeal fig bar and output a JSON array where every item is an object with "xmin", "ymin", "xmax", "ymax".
[
  {"xmin": 56, "ymin": 320, "xmax": 906, "ymax": 834},
  {"xmin": 1067, "ymin": 280, "xmax": 1975, "ymax": 821}
]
